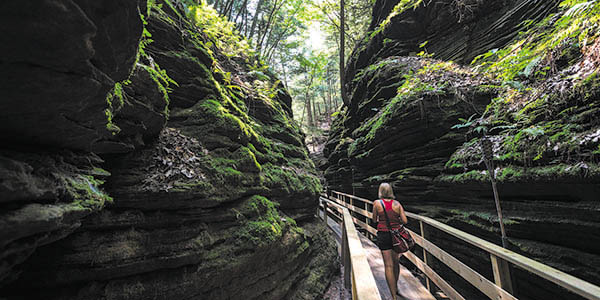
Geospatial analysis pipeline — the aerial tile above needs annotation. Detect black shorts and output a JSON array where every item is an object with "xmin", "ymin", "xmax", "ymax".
[{"xmin": 377, "ymin": 231, "xmax": 393, "ymax": 250}]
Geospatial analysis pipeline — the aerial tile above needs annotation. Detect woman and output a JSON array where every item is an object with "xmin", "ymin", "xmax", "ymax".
[{"xmin": 372, "ymin": 183, "xmax": 408, "ymax": 300}]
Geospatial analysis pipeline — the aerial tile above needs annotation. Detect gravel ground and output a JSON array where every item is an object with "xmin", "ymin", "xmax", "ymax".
[{"xmin": 322, "ymin": 265, "xmax": 351, "ymax": 300}]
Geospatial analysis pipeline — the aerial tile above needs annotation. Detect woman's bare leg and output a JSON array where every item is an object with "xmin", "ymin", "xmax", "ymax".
[
  {"xmin": 392, "ymin": 251, "xmax": 400, "ymax": 296},
  {"xmin": 382, "ymin": 250, "xmax": 398, "ymax": 300}
]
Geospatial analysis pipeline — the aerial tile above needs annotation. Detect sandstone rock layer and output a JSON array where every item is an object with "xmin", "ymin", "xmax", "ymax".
[{"xmin": 1, "ymin": 1, "xmax": 337, "ymax": 299}]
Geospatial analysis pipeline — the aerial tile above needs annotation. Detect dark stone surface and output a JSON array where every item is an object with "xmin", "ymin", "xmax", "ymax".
[
  {"xmin": 0, "ymin": 1, "xmax": 337, "ymax": 299},
  {"xmin": 0, "ymin": 0, "xmax": 152, "ymax": 154},
  {"xmin": 0, "ymin": 150, "xmax": 111, "ymax": 286},
  {"xmin": 368, "ymin": 0, "xmax": 401, "ymax": 31}
]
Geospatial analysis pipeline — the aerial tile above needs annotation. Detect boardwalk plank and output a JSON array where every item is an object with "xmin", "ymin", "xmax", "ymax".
[{"xmin": 321, "ymin": 210, "xmax": 435, "ymax": 300}]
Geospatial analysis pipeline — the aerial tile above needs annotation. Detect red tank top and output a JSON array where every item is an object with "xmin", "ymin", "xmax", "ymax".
[{"xmin": 377, "ymin": 199, "xmax": 402, "ymax": 232}]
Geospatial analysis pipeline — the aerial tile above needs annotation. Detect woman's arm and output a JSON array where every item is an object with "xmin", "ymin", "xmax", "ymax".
[
  {"xmin": 372, "ymin": 201, "xmax": 379, "ymax": 225},
  {"xmin": 395, "ymin": 201, "xmax": 408, "ymax": 224}
]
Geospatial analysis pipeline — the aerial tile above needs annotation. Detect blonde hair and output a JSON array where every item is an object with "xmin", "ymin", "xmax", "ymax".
[{"xmin": 378, "ymin": 182, "xmax": 395, "ymax": 199}]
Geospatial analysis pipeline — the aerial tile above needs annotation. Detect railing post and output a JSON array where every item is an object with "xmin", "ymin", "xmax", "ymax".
[
  {"xmin": 317, "ymin": 198, "xmax": 321, "ymax": 220},
  {"xmin": 342, "ymin": 216, "xmax": 351, "ymax": 289},
  {"xmin": 490, "ymin": 254, "xmax": 514, "ymax": 294},
  {"xmin": 365, "ymin": 201, "xmax": 371, "ymax": 240},
  {"xmin": 420, "ymin": 220, "xmax": 433, "ymax": 292},
  {"xmin": 323, "ymin": 201, "xmax": 328, "ymax": 226}
]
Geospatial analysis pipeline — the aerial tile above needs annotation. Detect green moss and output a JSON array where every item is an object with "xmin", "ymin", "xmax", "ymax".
[
  {"xmin": 136, "ymin": 5, "xmax": 178, "ymax": 117},
  {"xmin": 365, "ymin": 174, "xmax": 391, "ymax": 183},
  {"xmin": 63, "ymin": 174, "xmax": 113, "ymax": 210},
  {"xmin": 235, "ymin": 195, "xmax": 284, "ymax": 247},
  {"xmin": 437, "ymin": 170, "xmax": 489, "ymax": 183},
  {"xmin": 448, "ymin": 209, "xmax": 520, "ymax": 231},
  {"xmin": 139, "ymin": 0, "xmax": 322, "ymax": 217},
  {"xmin": 143, "ymin": 63, "xmax": 176, "ymax": 105},
  {"xmin": 285, "ymin": 217, "xmax": 298, "ymax": 227},
  {"xmin": 455, "ymin": 66, "xmax": 599, "ymax": 166},
  {"xmin": 529, "ymin": 163, "xmax": 600, "ymax": 178},
  {"xmin": 476, "ymin": 84, "xmax": 502, "ymax": 94},
  {"xmin": 170, "ymin": 179, "xmax": 213, "ymax": 193},
  {"xmin": 441, "ymin": 163, "xmax": 600, "ymax": 185},
  {"xmin": 353, "ymin": 58, "xmax": 404, "ymax": 83},
  {"xmin": 575, "ymin": 71, "xmax": 600, "ymax": 100},
  {"xmin": 104, "ymin": 108, "xmax": 120, "ymax": 134},
  {"xmin": 104, "ymin": 83, "xmax": 125, "ymax": 135},
  {"xmin": 370, "ymin": 0, "xmax": 424, "ymax": 39},
  {"xmin": 193, "ymin": 99, "xmax": 260, "ymax": 145},
  {"xmin": 350, "ymin": 60, "xmax": 462, "ymax": 151},
  {"xmin": 243, "ymin": 195, "xmax": 278, "ymax": 216},
  {"xmin": 207, "ymin": 153, "xmax": 261, "ymax": 187},
  {"xmin": 90, "ymin": 167, "xmax": 111, "ymax": 177},
  {"xmin": 495, "ymin": 166, "xmax": 524, "ymax": 181},
  {"xmin": 261, "ymin": 163, "xmax": 321, "ymax": 196}
]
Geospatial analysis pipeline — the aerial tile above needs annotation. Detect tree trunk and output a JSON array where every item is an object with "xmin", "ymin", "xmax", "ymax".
[
  {"xmin": 226, "ymin": 0, "xmax": 235, "ymax": 19},
  {"xmin": 219, "ymin": 0, "xmax": 230, "ymax": 15},
  {"xmin": 327, "ymin": 65, "xmax": 337, "ymax": 114},
  {"xmin": 339, "ymin": 0, "xmax": 348, "ymax": 106},
  {"xmin": 333, "ymin": 82, "xmax": 339, "ymax": 109},
  {"xmin": 242, "ymin": 4, "xmax": 249, "ymax": 35},
  {"xmin": 259, "ymin": 22, "xmax": 274, "ymax": 57},
  {"xmin": 325, "ymin": 76, "xmax": 332, "ymax": 118},
  {"xmin": 312, "ymin": 96, "xmax": 318, "ymax": 125},
  {"xmin": 234, "ymin": 0, "xmax": 248, "ymax": 25},
  {"xmin": 305, "ymin": 73, "xmax": 315, "ymax": 127},
  {"xmin": 257, "ymin": 0, "xmax": 283, "ymax": 56},
  {"xmin": 248, "ymin": 0, "xmax": 265, "ymax": 40},
  {"xmin": 280, "ymin": 55, "xmax": 289, "ymax": 87},
  {"xmin": 324, "ymin": 91, "xmax": 329, "ymax": 117},
  {"xmin": 305, "ymin": 96, "xmax": 313, "ymax": 128}
]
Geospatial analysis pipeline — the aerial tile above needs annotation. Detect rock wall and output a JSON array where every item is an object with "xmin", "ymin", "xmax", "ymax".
[
  {"xmin": 324, "ymin": 0, "xmax": 600, "ymax": 299},
  {"xmin": 0, "ymin": 1, "xmax": 337, "ymax": 299}
]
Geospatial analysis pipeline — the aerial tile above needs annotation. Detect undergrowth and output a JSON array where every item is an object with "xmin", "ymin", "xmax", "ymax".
[
  {"xmin": 443, "ymin": 0, "xmax": 600, "ymax": 177},
  {"xmin": 471, "ymin": 0, "xmax": 600, "ymax": 82}
]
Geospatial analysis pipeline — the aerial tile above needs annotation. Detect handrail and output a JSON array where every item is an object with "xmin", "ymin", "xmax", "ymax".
[
  {"xmin": 323, "ymin": 190, "xmax": 600, "ymax": 300},
  {"xmin": 318, "ymin": 196, "xmax": 382, "ymax": 300},
  {"xmin": 405, "ymin": 212, "xmax": 600, "ymax": 300}
]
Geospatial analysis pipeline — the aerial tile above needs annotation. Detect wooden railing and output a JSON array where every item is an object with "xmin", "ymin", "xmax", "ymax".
[
  {"xmin": 318, "ymin": 195, "xmax": 382, "ymax": 300},
  {"xmin": 319, "ymin": 190, "xmax": 600, "ymax": 300}
]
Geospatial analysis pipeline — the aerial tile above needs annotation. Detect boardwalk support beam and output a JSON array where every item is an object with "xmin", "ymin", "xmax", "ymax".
[
  {"xmin": 491, "ymin": 254, "xmax": 514, "ymax": 294},
  {"xmin": 420, "ymin": 220, "xmax": 433, "ymax": 292},
  {"xmin": 342, "ymin": 222, "xmax": 351, "ymax": 289}
]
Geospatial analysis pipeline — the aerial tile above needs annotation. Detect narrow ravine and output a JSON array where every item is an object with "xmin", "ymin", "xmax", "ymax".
[{"xmin": 1, "ymin": 0, "xmax": 599, "ymax": 300}]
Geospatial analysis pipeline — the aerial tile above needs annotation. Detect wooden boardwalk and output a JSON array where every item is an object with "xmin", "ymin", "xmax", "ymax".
[
  {"xmin": 321, "ymin": 210, "xmax": 435, "ymax": 300},
  {"xmin": 320, "ymin": 191, "xmax": 600, "ymax": 300}
]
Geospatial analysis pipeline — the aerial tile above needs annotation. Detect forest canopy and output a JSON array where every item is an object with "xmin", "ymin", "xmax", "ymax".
[{"xmin": 178, "ymin": 0, "xmax": 374, "ymax": 136}]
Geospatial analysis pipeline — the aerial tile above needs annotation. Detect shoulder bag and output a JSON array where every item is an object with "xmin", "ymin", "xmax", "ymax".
[{"xmin": 380, "ymin": 200, "xmax": 415, "ymax": 253}]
